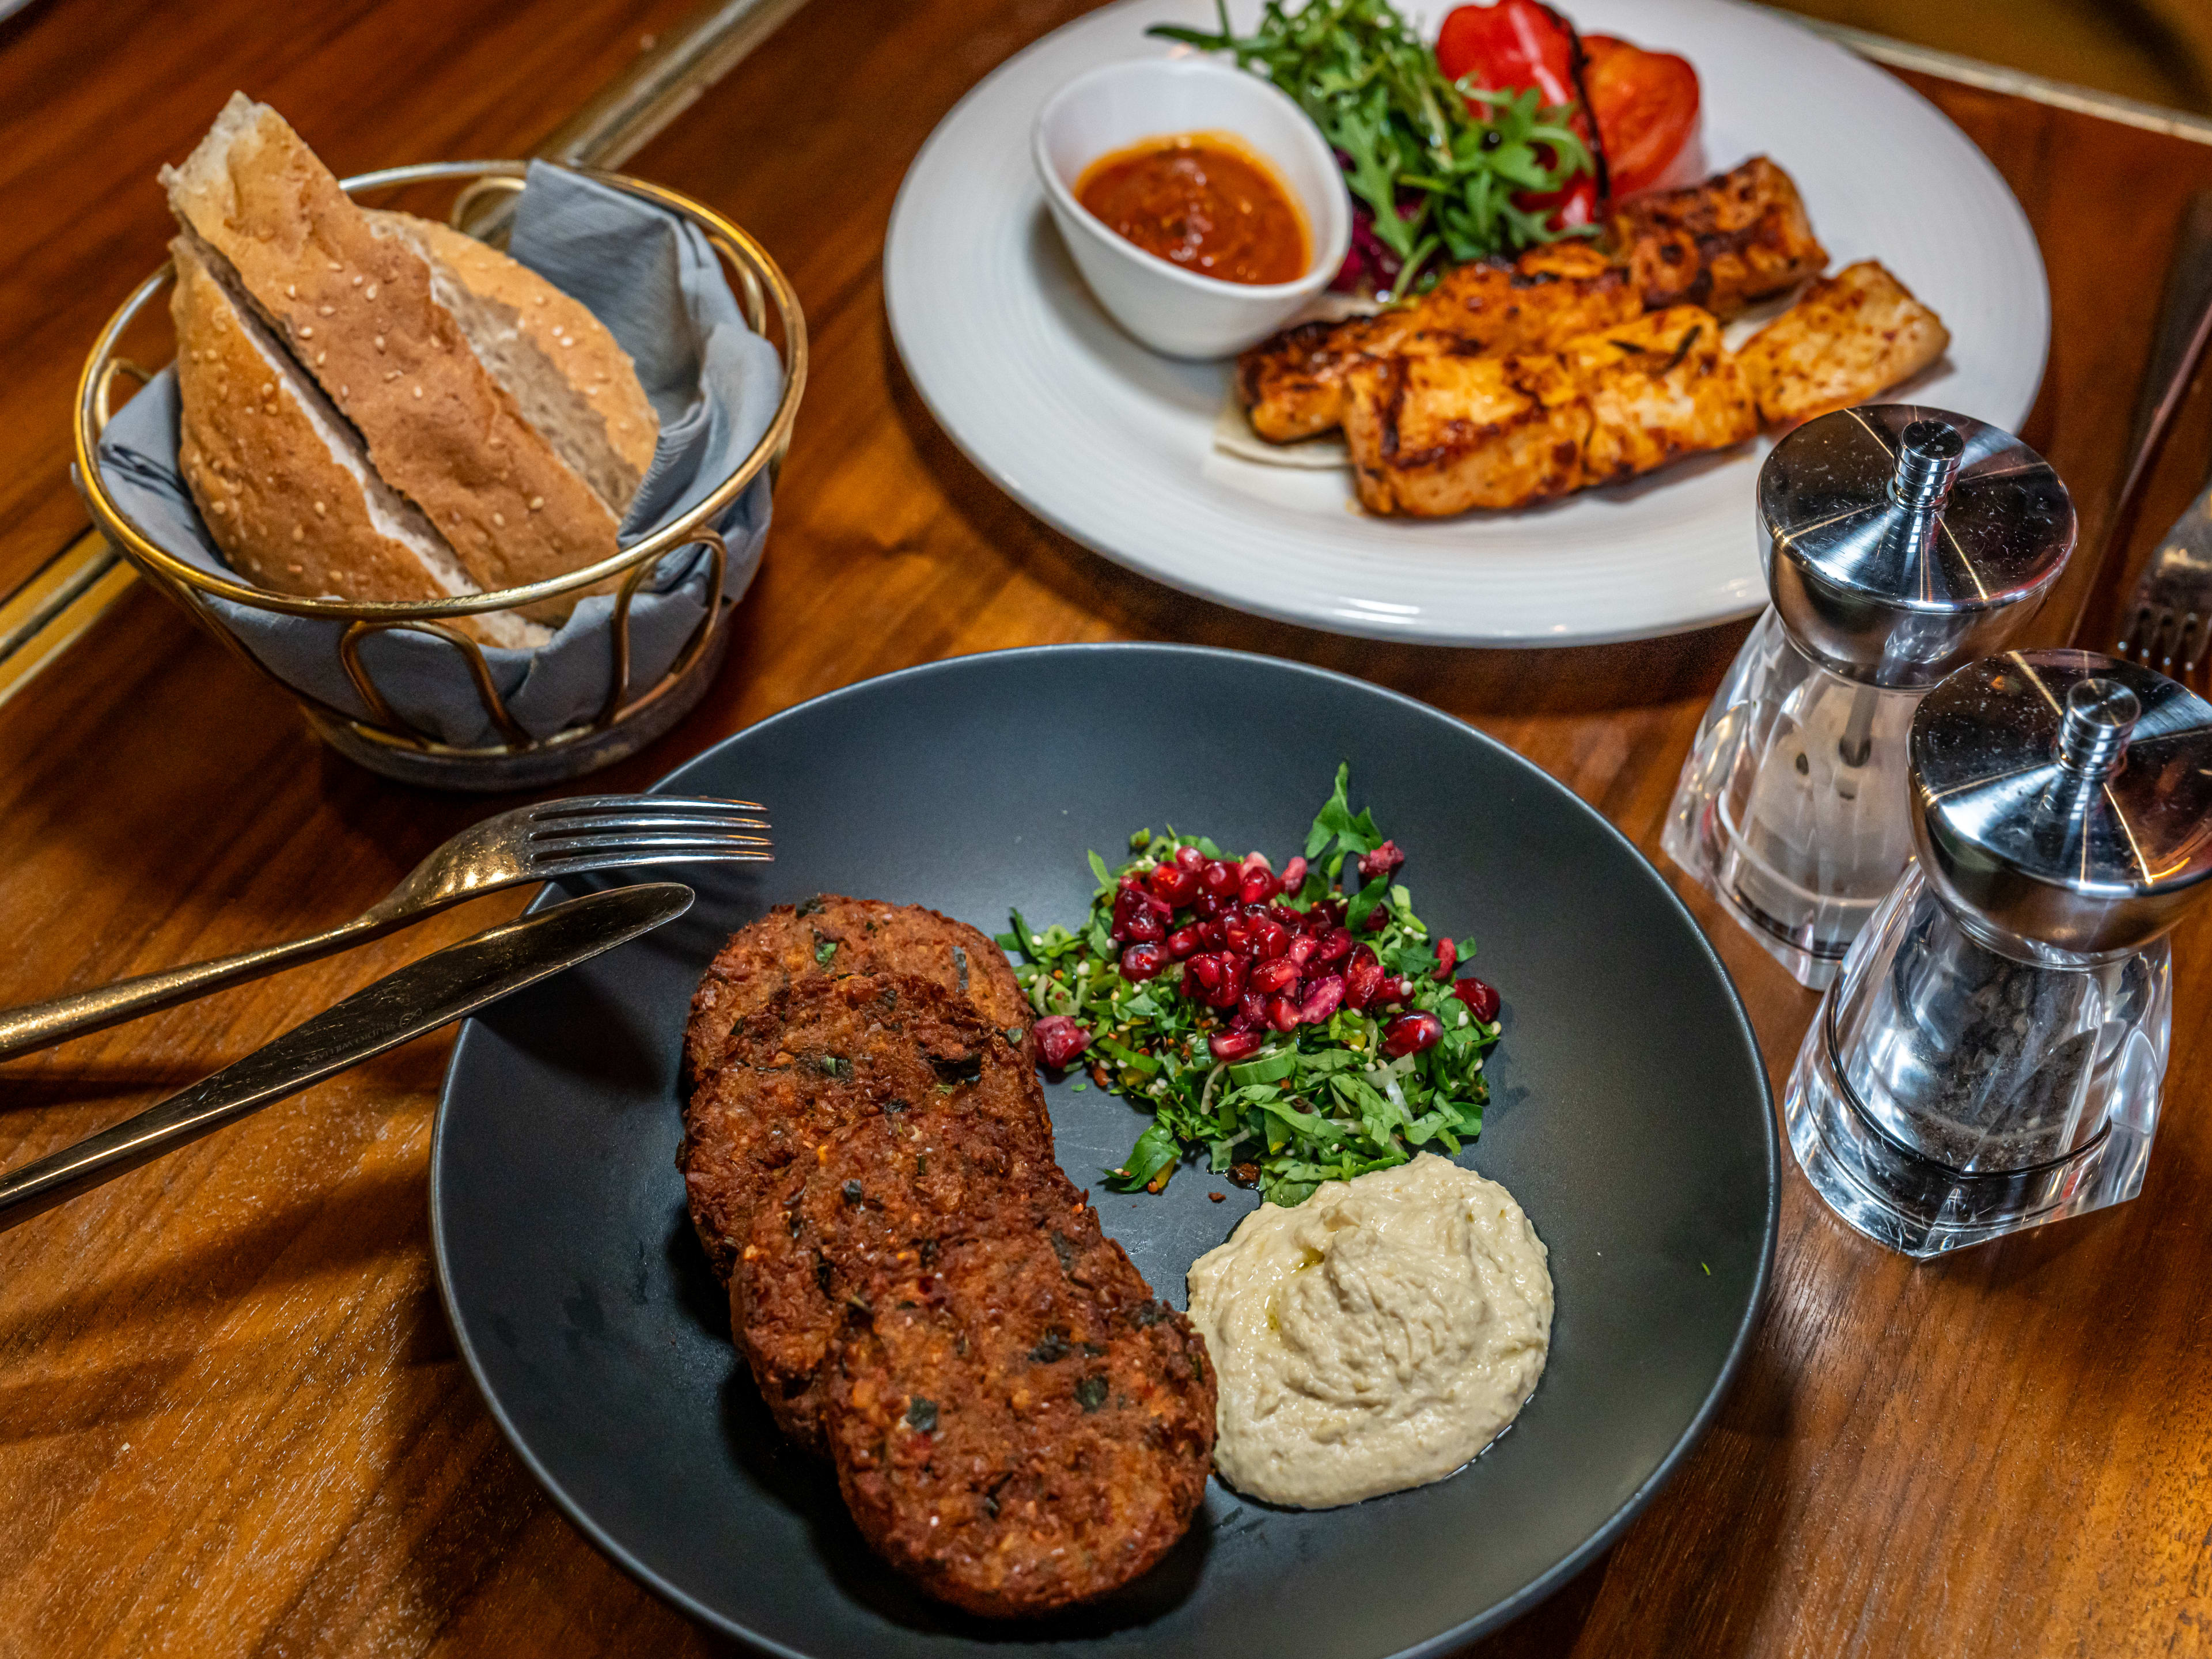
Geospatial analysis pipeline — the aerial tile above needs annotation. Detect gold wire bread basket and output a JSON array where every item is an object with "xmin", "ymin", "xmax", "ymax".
[{"xmin": 72, "ymin": 161, "xmax": 806, "ymax": 790}]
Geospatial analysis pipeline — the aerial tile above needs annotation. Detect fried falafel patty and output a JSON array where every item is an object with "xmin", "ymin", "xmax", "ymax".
[
  {"xmin": 819, "ymin": 1124, "xmax": 1217, "ymax": 1619},
  {"xmin": 740, "ymin": 1101, "xmax": 1061, "ymax": 1453},
  {"xmin": 678, "ymin": 972, "xmax": 1047, "ymax": 1285},
  {"xmin": 684, "ymin": 896, "xmax": 1029, "ymax": 1087}
]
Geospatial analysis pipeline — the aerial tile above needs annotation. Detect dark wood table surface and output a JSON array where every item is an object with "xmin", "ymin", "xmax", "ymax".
[{"xmin": 3, "ymin": 0, "xmax": 2210, "ymax": 1653}]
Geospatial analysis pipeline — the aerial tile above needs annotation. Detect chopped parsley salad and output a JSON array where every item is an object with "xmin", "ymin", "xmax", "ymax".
[{"xmin": 995, "ymin": 767, "xmax": 1502, "ymax": 1207}]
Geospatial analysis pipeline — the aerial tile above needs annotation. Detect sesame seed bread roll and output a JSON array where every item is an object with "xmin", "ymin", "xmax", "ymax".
[
  {"xmin": 169, "ymin": 234, "xmax": 548, "ymax": 650},
  {"xmin": 364, "ymin": 210, "xmax": 659, "ymax": 514},
  {"xmin": 158, "ymin": 93, "xmax": 619, "ymax": 620}
]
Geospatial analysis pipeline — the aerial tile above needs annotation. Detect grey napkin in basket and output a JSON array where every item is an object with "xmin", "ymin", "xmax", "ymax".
[{"xmin": 94, "ymin": 162, "xmax": 784, "ymax": 750}]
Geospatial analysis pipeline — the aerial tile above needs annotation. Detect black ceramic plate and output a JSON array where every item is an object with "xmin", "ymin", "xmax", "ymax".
[{"xmin": 431, "ymin": 645, "xmax": 1777, "ymax": 1658}]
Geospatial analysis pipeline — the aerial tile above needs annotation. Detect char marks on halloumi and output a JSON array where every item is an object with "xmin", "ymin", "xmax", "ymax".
[
  {"xmin": 1237, "ymin": 242, "xmax": 1641, "ymax": 443},
  {"xmin": 1609, "ymin": 156, "xmax": 1828, "ymax": 320},
  {"xmin": 1344, "ymin": 306, "xmax": 1757, "ymax": 517}
]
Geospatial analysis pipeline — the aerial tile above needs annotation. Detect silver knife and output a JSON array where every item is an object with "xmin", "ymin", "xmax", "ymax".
[{"xmin": 0, "ymin": 881, "xmax": 694, "ymax": 1230}]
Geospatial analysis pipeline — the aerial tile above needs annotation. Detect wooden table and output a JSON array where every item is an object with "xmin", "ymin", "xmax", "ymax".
[{"xmin": 3, "ymin": 1, "xmax": 2210, "ymax": 1653}]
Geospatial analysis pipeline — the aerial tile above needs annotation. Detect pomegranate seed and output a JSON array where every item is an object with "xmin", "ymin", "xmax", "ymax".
[
  {"xmin": 1267, "ymin": 995, "xmax": 1301, "ymax": 1032},
  {"xmin": 1191, "ymin": 892, "xmax": 1223, "ymax": 921},
  {"xmin": 1267, "ymin": 903, "xmax": 1306, "ymax": 933},
  {"xmin": 1453, "ymin": 976, "xmax": 1501, "ymax": 1022},
  {"xmin": 1434, "ymin": 937, "xmax": 1457, "ymax": 980},
  {"xmin": 1310, "ymin": 927, "xmax": 1353, "ymax": 967},
  {"xmin": 1238, "ymin": 868, "xmax": 1279, "ymax": 906},
  {"xmin": 1221, "ymin": 911, "xmax": 1256, "ymax": 956},
  {"xmin": 1239, "ymin": 991, "xmax": 1268, "ymax": 1027},
  {"xmin": 1342, "ymin": 946, "xmax": 1383, "ymax": 1009},
  {"xmin": 1032, "ymin": 1016, "xmax": 1092, "ymax": 1068},
  {"xmin": 1249, "ymin": 957, "xmax": 1301, "ymax": 996},
  {"xmin": 1166, "ymin": 926, "xmax": 1202, "ymax": 960},
  {"xmin": 1312, "ymin": 899, "xmax": 1345, "ymax": 929},
  {"xmin": 1199, "ymin": 860, "xmax": 1239, "ymax": 900},
  {"xmin": 1377, "ymin": 975, "xmax": 1413, "ymax": 1006},
  {"xmin": 1111, "ymin": 886, "xmax": 1146, "ymax": 932},
  {"xmin": 1122, "ymin": 908, "xmax": 1164, "ymax": 945},
  {"xmin": 1361, "ymin": 904, "xmax": 1389, "ymax": 932},
  {"xmin": 1119, "ymin": 872, "xmax": 1145, "ymax": 892},
  {"xmin": 1210, "ymin": 1029, "xmax": 1264, "ymax": 1062},
  {"xmin": 1358, "ymin": 840, "xmax": 1406, "ymax": 881},
  {"xmin": 1174, "ymin": 844, "xmax": 1206, "ymax": 872},
  {"xmin": 1149, "ymin": 863, "xmax": 1200, "ymax": 906},
  {"xmin": 1297, "ymin": 975, "xmax": 1344, "ymax": 1025},
  {"xmin": 1279, "ymin": 855, "xmax": 1308, "ymax": 892},
  {"xmin": 1208, "ymin": 957, "xmax": 1249, "ymax": 1009},
  {"xmin": 1197, "ymin": 918, "xmax": 1225, "ymax": 947},
  {"xmin": 1229, "ymin": 1004, "xmax": 1264, "ymax": 1032},
  {"xmin": 1187, "ymin": 953, "xmax": 1227, "ymax": 993},
  {"xmin": 1381, "ymin": 1010, "xmax": 1443, "ymax": 1056},
  {"xmin": 1120, "ymin": 942, "xmax": 1166, "ymax": 981},
  {"xmin": 1251, "ymin": 916, "xmax": 1290, "ymax": 960},
  {"xmin": 1286, "ymin": 935, "xmax": 1317, "ymax": 968}
]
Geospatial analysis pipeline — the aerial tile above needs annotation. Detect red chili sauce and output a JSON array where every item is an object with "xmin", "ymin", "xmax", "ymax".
[{"xmin": 1075, "ymin": 134, "xmax": 1309, "ymax": 286}]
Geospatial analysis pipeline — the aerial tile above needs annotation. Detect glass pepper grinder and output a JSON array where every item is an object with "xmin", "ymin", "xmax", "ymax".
[
  {"xmin": 1785, "ymin": 650, "xmax": 2212, "ymax": 1257},
  {"xmin": 1662, "ymin": 404, "xmax": 2076, "ymax": 988}
]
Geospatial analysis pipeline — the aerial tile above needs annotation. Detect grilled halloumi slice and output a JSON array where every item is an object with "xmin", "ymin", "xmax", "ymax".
[
  {"xmin": 1561, "ymin": 306, "xmax": 1760, "ymax": 483},
  {"xmin": 1343, "ymin": 352, "xmax": 1590, "ymax": 516},
  {"xmin": 1611, "ymin": 157, "xmax": 1828, "ymax": 320},
  {"xmin": 1237, "ymin": 242, "xmax": 1642, "ymax": 443},
  {"xmin": 1735, "ymin": 260, "xmax": 1950, "ymax": 425},
  {"xmin": 1343, "ymin": 305, "xmax": 1755, "ymax": 517}
]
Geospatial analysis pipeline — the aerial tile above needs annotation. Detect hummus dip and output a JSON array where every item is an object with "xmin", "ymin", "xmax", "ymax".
[{"xmin": 1185, "ymin": 1153, "xmax": 1552, "ymax": 1509}]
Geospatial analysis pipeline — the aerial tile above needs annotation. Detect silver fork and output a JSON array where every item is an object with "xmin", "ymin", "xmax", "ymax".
[
  {"xmin": 0, "ymin": 795, "xmax": 770, "ymax": 1061},
  {"xmin": 2116, "ymin": 478, "xmax": 2212, "ymax": 680},
  {"xmin": 2113, "ymin": 190, "xmax": 2212, "ymax": 680}
]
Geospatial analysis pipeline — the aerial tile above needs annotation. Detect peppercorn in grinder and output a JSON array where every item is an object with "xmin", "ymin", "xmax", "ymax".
[
  {"xmin": 1662, "ymin": 406, "xmax": 2077, "ymax": 987},
  {"xmin": 1785, "ymin": 652, "xmax": 2212, "ymax": 1257}
]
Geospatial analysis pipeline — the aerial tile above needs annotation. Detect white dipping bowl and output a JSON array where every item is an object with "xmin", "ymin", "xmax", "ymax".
[{"xmin": 1032, "ymin": 58, "xmax": 1351, "ymax": 360}]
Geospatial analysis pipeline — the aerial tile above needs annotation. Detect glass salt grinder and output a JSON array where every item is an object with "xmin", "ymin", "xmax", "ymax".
[
  {"xmin": 1662, "ymin": 404, "xmax": 2077, "ymax": 988},
  {"xmin": 1785, "ymin": 650, "xmax": 2212, "ymax": 1258}
]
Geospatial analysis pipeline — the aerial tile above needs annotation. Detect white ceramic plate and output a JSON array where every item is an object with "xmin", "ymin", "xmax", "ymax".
[{"xmin": 884, "ymin": 0, "xmax": 2050, "ymax": 646}]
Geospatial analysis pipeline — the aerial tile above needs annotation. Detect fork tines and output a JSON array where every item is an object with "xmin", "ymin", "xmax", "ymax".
[
  {"xmin": 525, "ymin": 794, "xmax": 774, "ymax": 869},
  {"xmin": 2118, "ymin": 604, "xmax": 2207, "ymax": 679}
]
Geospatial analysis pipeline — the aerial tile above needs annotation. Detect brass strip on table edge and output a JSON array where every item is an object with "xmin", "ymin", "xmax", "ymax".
[
  {"xmin": 0, "ymin": 533, "xmax": 133, "ymax": 711},
  {"xmin": 0, "ymin": 0, "xmax": 810, "ymax": 713},
  {"xmin": 1777, "ymin": 11, "xmax": 2212, "ymax": 147}
]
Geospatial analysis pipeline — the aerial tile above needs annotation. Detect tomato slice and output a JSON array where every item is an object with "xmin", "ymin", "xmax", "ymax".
[
  {"xmin": 1582, "ymin": 34, "xmax": 1700, "ymax": 197},
  {"xmin": 1436, "ymin": 0, "xmax": 1578, "ymax": 107}
]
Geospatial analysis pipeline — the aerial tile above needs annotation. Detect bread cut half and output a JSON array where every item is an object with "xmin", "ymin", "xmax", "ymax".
[
  {"xmin": 159, "ymin": 94, "xmax": 626, "ymax": 618},
  {"xmin": 170, "ymin": 234, "xmax": 548, "ymax": 650},
  {"xmin": 366, "ymin": 210, "xmax": 659, "ymax": 514}
]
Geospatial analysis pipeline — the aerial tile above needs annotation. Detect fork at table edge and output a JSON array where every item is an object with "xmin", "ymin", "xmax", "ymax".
[{"xmin": 0, "ymin": 794, "xmax": 769, "ymax": 1063}]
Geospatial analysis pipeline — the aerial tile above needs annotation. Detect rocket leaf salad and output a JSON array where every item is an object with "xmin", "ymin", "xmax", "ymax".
[
  {"xmin": 995, "ymin": 767, "xmax": 1503, "ymax": 1207},
  {"xmin": 1151, "ymin": 0, "xmax": 1596, "ymax": 298}
]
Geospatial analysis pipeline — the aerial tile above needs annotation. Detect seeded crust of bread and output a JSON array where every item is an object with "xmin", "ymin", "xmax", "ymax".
[
  {"xmin": 160, "ymin": 94, "xmax": 619, "ymax": 620},
  {"xmin": 683, "ymin": 896, "xmax": 1032, "ymax": 1088},
  {"xmin": 365, "ymin": 210, "xmax": 659, "ymax": 513},
  {"xmin": 738, "ymin": 1101, "xmax": 1061, "ymax": 1453},
  {"xmin": 169, "ymin": 236, "xmax": 547, "ymax": 650},
  {"xmin": 821, "ymin": 1121, "xmax": 1217, "ymax": 1618},
  {"xmin": 677, "ymin": 973, "xmax": 1048, "ymax": 1286}
]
